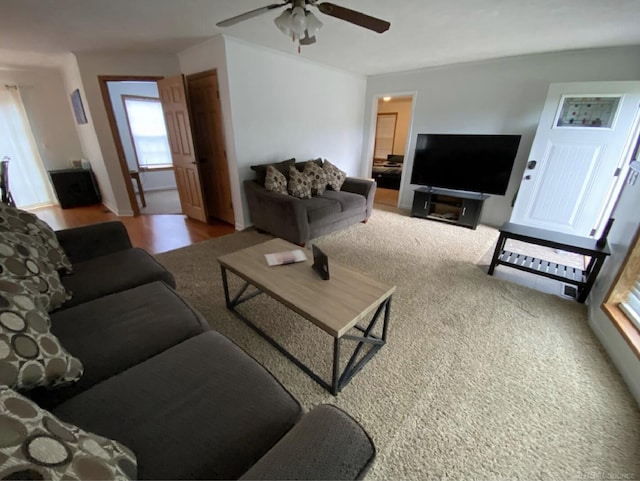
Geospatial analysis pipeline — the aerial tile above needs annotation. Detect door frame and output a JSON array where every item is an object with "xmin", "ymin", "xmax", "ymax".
[
  {"xmin": 98, "ymin": 75, "xmax": 164, "ymax": 216},
  {"xmin": 592, "ymin": 107, "xmax": 640, "ymax": 235},
  {"xmin": 367, "ymin": 92, "xmax": 417, "ymax": 207}
]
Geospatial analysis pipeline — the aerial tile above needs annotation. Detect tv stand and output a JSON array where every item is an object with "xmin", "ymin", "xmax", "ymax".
[{"xmin": 411, "ymin": 187, "xmax": 488, "ymax": 229}]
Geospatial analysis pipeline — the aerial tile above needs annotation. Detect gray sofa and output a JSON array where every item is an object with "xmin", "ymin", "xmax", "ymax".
[
  {"xmin": 245, "ymin": 161, "xmax": 376, "ymax": 245},
  {"xmin": 22, "ymin": 221, "xmax": 375, "ymax": 480}
]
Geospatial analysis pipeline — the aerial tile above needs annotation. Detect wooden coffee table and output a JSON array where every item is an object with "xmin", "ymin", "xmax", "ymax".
[{"xmin": 218, "ymin": 238, "xmax": 396, "ymax": 395}]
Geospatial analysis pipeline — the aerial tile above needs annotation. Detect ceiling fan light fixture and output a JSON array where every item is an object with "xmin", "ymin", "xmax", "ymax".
[
  {"xmin": 274, "ymin": 8, "xmax": 293, "ymax": 35},
  {"xmin": 289, "ymin": 6, "xmax": 307, "ymax": 35},
  {"xmin": 305, "ymin": 11, "xmax": 323, "ymax": 37}
]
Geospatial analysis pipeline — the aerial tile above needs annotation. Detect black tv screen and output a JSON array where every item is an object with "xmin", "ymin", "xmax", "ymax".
[{"xmin": 410, "ymin": 134, "xmax": 521, "ymax": 195}]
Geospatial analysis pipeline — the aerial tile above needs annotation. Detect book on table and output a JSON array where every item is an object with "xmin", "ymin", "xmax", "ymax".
[{"xmin": 265, "ymin": 249, "xmax": 307, "ymax": 266}]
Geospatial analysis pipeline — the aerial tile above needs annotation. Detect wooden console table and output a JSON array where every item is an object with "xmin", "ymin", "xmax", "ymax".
[{"xmin": 487, "ymin": 222, "xmax": 610, "ymax": 303}]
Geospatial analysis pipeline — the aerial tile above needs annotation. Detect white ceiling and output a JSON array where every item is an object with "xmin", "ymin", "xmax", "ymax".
[{"xmin": 2, "ymin": 0, "xmax": 640, "ymax": 75}]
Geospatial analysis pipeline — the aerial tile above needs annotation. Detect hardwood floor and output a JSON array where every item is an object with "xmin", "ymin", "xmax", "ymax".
[
  {"xmin": 30, "ymin": 204, "xmax": 236, "ymax": 254},
  {"xmin": 374, "ymin": 187, "xmax": 399, "ymax": 207},
  {"xmin": 31, "ymin": 187, "xmax": 399, "ymax": 255}
]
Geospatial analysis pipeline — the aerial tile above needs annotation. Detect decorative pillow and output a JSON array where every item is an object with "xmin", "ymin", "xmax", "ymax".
[
  {"xmin": 250, "ymin": 158, "xmax": 295, "ymax": 186},
  {"xmin": 303, "ymin": 161, "xmax": 328, "ymax": 196},
  {"xmin": 287, "ymin": 166, "xmax": 312, "ymax": 199},
  {"xmin": 294, "ymin": 157, "xmax": 323, "ymax": 173},
  {"xmin": 0, "ymin": 386, "xmax": 137, "ymax": 480},
  {"xmin": 0, "ymin": 280, "xmax": 82, "ymax": 390},
  {"xmin": 0, "ymin": 204, "xmax": 73, "ymax": 274},
  {"xmin": 323, "ymin": 159, "xmax": 347, "ymax": 191},
  {"xmin": 264, "ymin": 166, "xmax": 288, "ymax": 195},
  {"xmin": 0, "ymin": 232, "xmax": 71, "ymax": 312}
]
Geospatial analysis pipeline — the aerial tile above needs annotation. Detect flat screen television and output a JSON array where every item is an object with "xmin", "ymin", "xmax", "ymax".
[{"xmin": 410, "ymin": 133, "xmax": 521, "ymax": 195}]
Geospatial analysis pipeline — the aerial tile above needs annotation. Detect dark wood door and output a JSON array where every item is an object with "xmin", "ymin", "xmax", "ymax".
[
  {"xmin": 187, "ymin": 70, "xmax": 234, "ymax": 225},
  {"xmin": 157, "ymin": 75, "xmax": 207, "ymax": 223}
]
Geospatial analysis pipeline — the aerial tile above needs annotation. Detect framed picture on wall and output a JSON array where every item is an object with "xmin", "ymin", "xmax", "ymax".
[{"xmin": 70, "ymin": 89, "xmax": 88, "ymax": 124}]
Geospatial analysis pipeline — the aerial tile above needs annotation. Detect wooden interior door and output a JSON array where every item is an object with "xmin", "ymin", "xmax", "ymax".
[
  {"xmin": 187, "ymin": 70, "xmax": 235, "ymax": 225},
  {"xmin": 157, "ymin": 75, "xmax": 207, "ymax": 222}
]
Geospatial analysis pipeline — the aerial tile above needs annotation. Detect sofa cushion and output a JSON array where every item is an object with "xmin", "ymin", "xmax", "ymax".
[
  {"xmin": 287, "ymin": 166, "xmax": 312, "ymax": 199},
  {"xmin": 323, "ymin": 159, "xmax": 347, "ymax": 191},
  {"xmin": 321, "ymin": 189, "xmax": 366, "ymax": 213},
  {"xmin": 0, "ymin": 231, "xmax": 71, "ymax": 312},
  {"xmin": 0, "ymin": 386, "xmax": 137, "ymax": 481},
  {"xmin": 0, "ymin": 204, "xmax": 73, "ymax": 273},
  {"xmin": 0, "ymin": 280, "xmax": 82, "ymax": 391},
  {"xmin": 60, "ymin": 247, "xmax": 175, "ymax": 308},
  {"xmin": 251, "ymin": 158, "xmax": 295, "ymax": 186},
  {"xmin": 52, "ymin": 331, "xmax": 303, "ymax": 480},
  {"xmin": 303, "ymin": 161, "xmax": 328, "ymax": 196},
  {"xmin": 27, "ymin": 281, "xmax": 209, "ymax": 409},
  {"xmin": 264, "ymin": 166, "xmax": 287, "ymax": 195},
  {"xmin": 304, "ymin": 196, "xmax": 342, "ymax": 224}
]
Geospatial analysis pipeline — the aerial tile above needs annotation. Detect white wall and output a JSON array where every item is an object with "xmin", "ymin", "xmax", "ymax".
[
  {"xmin": 106, "ymin": 81, "xmax": 177, "ymax": 192},
  {"xmin": 588, "ymin": 170, "xmax": 640, "ymax": 405},
  {"xmin": 0, "ymin": 68, "xmax": 83, "ymax": 172},
  {"xmin": 178, "ymin": 35, "xmax": 367, "ymax": 230},
  {"xmin": 59, "ymin": 53, "xmax": 111, "ymax": 208},
  {"xmin": 363, "ymin": 46, "xmax": 640, "ymax": 227},
  {"xmin": 71, "ymin": 52, "xmax": 180, "ymax": 215},
  {"xmin": 224, "ymin": 37, "xmax": 367, "ymax": 228}
]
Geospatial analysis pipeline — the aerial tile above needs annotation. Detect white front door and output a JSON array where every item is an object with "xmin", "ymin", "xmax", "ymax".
[{"xmin": 510, "ymin": 81, "xmax": 640, "ymax": 237}]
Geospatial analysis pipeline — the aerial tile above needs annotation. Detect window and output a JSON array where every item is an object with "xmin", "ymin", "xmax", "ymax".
[
  {"xmin": 374, "ymin": 113, "xmax": 397, "ymax": 160},
  {"xmin": 620, "ymin": 279, "xmax": 640, "ymax": 331},
  {"xmin": 0, "ymin": 87, "xmax": 56, "ymax": 208},
  {"xmin": 602, "ymin": 225, "xmax": 640, "ymax": 357},
  {"xmin": 122, "ymin": 96, "xmax": 172, "ymax": 170}
]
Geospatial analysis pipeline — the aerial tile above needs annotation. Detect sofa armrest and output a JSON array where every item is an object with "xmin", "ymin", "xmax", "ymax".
[
  {"xmin": 55, "ymin": 221, "xmax": 133, "ymax": 264},
  {"xmin": 239, "ymin": 404, "xmax": 375, "ymax": 480},
  {"xmin": 342, "ymin": 177, "xmax": 377, "ymax": 219},
  {"xmin": 244, "ymin": 180, "xmax": 310, "ymax": 245}
]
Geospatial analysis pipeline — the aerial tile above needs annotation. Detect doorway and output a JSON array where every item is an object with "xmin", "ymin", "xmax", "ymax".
[
  {"xmin": 102, "ymin": 79, "xmax": 181, "ymax": 216},
  {"xmin": 371, "ymin": 95, "xmax": 413, "ymax": 208},
  {"xmin": 186, "ymin": 70, "xmax": 234, "ymax": 225},
  {"xmin": 510, "ymin": 81, "xmax": 640, "ymax": 237},
  {"xmin": 100, "ymin": 73, "xmax": 234, "ymax": 225}
]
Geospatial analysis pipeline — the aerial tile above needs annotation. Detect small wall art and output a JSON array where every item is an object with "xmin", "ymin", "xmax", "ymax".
[{"xmin": 70, "ymin": 89, "xmax": 88, "ymax": 125}]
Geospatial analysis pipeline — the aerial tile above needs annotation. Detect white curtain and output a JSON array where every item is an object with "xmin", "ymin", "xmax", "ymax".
[{"xmin": 0, "ymin": 87, "xmax": 56, "ymax": 208}]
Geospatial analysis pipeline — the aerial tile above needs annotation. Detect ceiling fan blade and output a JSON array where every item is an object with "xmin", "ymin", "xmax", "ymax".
[
  {"xmin": 316, "ymin": 2, "xmax": 390, "ymax": 33},
  {"xmin": 216, "ymin": 2, "xmax": 289, "ymax": 27}
]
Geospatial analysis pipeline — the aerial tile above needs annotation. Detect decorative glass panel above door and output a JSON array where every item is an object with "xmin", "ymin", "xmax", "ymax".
[{"xmin": 555, "ymin": 95, "xmax": 621, "ymax": 129}]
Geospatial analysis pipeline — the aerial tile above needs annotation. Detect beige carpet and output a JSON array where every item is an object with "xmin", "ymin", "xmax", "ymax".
[{"xmin": 156, "ymin": 209, "xmax": 640, "ymax": 481}]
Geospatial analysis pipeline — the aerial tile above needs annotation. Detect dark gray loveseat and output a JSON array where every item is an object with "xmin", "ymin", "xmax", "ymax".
[
  {"xmin": 245, "ymin": 160, "xmax": 376, "ymax": 245},
  {"xmin": 22, "ymin": 221, "xmax": 375, "ymax": 480}
]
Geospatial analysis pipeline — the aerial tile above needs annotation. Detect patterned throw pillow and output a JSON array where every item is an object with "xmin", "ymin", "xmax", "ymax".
[
  {"xmin": 0, "ymin": 232, "xmax": 71, "ymax": 312},
  {"xmin": 250, "ymin": 158, "xmax": 295, "ymax": 186},
  {"xmin": 303, "ymin": 161, "xmax": 327, "ymax": 196},
  {"xmin": 0, "ymin": 204, "xmax": 73, "ymax": 274},
  {"xmin": 287, "ymin": 166, "xmax": 312, "ymax": 199},
  {"xmin": 323, "ymin": 160, "xmax": 347, "ymax": 191},
  {"xmin": 0, "ymin": 386, "xmax": 137, "ymax": 480},
  {"xmin": 0, "ymin": 280, "xmax": 82, "ymax": 390},
  {"xmin": 264, "ymin": 166, "xmax": 288, "ymax": 195}
]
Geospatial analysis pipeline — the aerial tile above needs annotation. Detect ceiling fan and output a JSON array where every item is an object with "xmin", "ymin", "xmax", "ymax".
[{"xmin": 216, "ymin": 0, "xmax": 390, "ymax": 48}]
